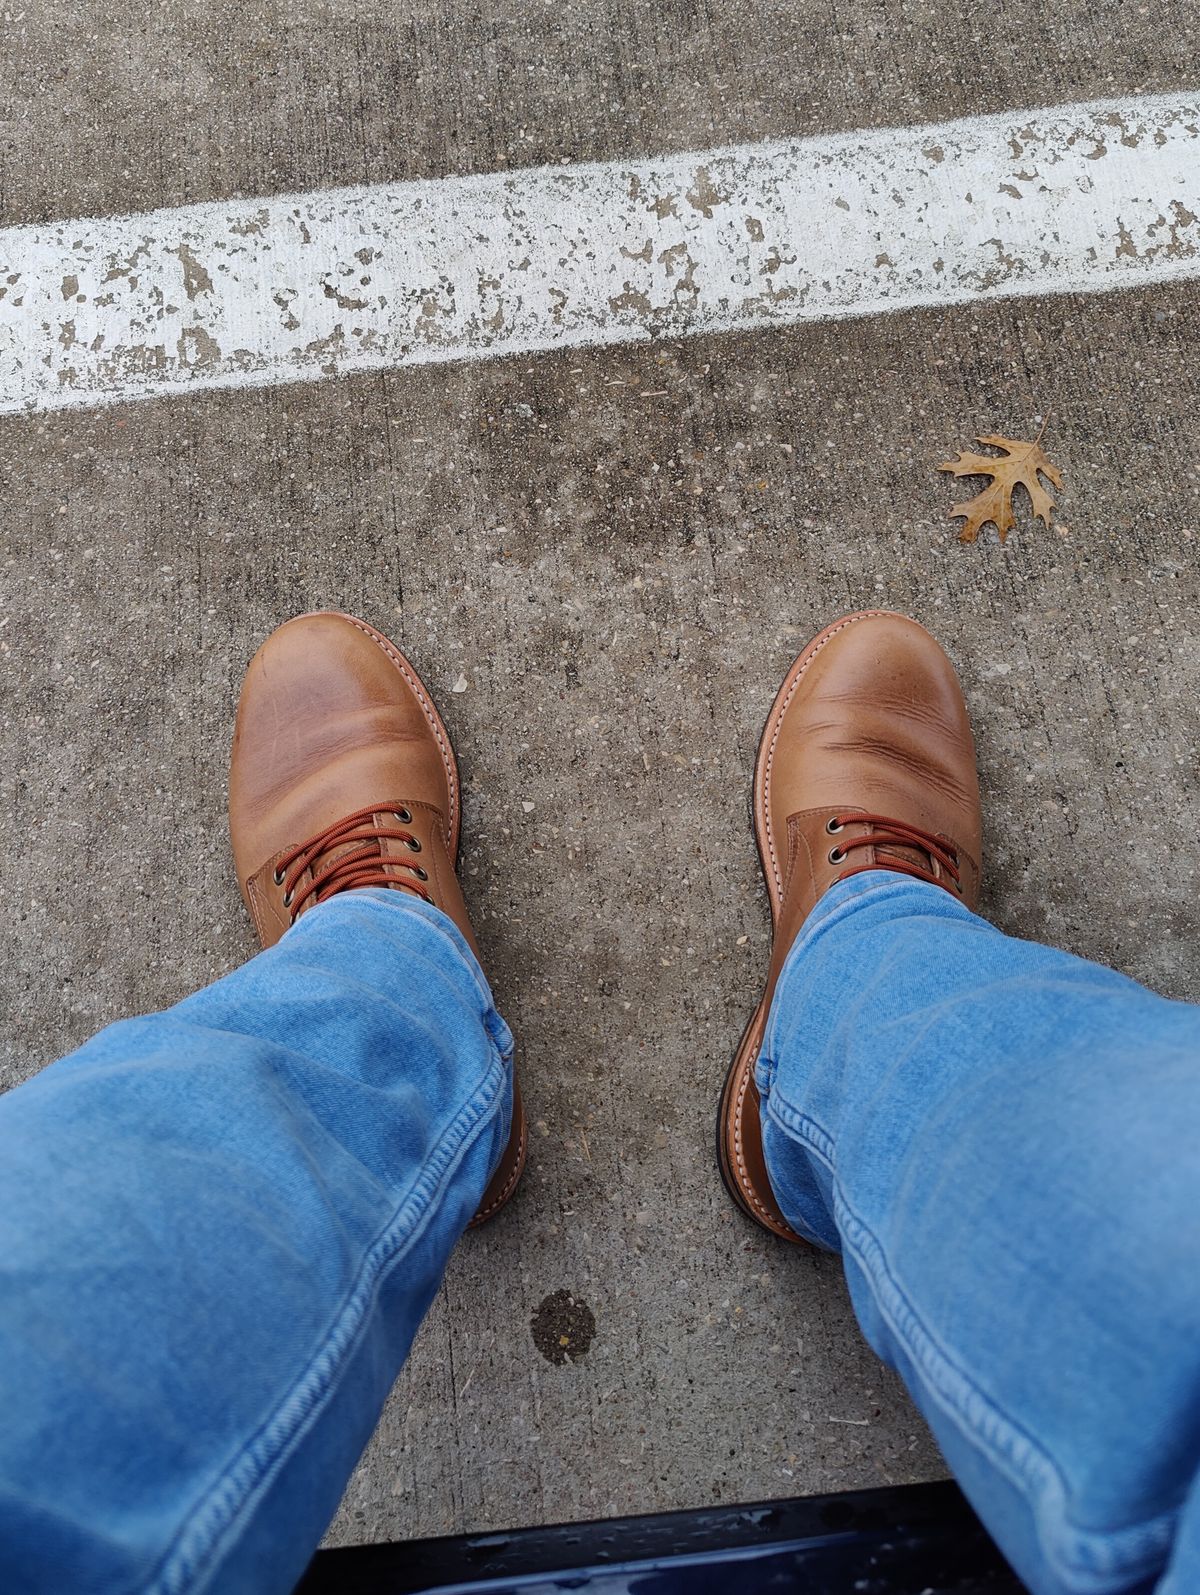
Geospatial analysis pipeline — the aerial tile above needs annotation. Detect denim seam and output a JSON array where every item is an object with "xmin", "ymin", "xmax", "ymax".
[
  {"xmin": 296, "ymin": 892, "xmax": 500, "ymax": 1019},
  {"xmin": 761, "ymin": 877, "xmax": 970, "ymax": 1062},
  {"xmin": 146, "ymin": 1025, "xmax": 510, "ymax": 1595},
  {"xmin": 763, "ymin": 1096, "xmax": 1177, "ymax": 1590}
]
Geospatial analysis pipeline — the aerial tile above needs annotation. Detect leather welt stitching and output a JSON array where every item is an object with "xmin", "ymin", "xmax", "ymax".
[
  {"xmin": 761, "ymin": 612, "xmax": 885, "ymax": 904},
  {"xmin": 345, "ymin": 618, "xmax": 458, "ymax": 854},
  {"xmin": 472, "ymin": 1120, "xmax": 527, "ymax": 1222},
  {"xmin": 729, "ymin": 1013, "xmax": 801, "ymax": 1241}
]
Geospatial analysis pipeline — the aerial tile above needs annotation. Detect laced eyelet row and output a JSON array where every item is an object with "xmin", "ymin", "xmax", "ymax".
[
  {"xmin": 826, "ymin": 814, "xmax": 846, "ymax": 864},
  {"xmin": 822, "ymin": 812, "xmax": 962, "ymax": 893},
  {"xmin": 269, "ymin": 803, "xmax": 435, "ymax": 920}
]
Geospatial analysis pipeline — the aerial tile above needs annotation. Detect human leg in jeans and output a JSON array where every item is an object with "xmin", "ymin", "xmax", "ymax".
[
  {"xmin": 720, "ymin": 609, "xmax": 1200, "ymax": 1595},
  {"xmin": 0, "ymin": 613, "xmax": 525, "ymax": 1595}
]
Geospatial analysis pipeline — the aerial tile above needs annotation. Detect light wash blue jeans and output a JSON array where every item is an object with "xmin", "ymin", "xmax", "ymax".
[
  {"xmin": 0, "ymin": 879, "xmax": 1197, "ymax": 1594},
  {"xmin": 0, "ymin": 894, "xmax": 513, "ymax": 1595},
  {"xmin": 759, "ymin": 873, "xmax": 1200, "ymax": 1595}
]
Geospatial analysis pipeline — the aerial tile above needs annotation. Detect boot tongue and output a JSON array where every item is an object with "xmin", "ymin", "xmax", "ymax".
[
  {"xmin": 875, "ymin": 841, "xmax": 931, "ymax": 873},
  {"xmin": 307, "ymin": 817, "xmax": 408, "ymax": 899},
  {"xmin": 844, "ymin": 818, "xmax": 934, "ymax": 881},
  {"xmin": 315, "ymin": 834, "xmax": 379, "ymax": 877}
]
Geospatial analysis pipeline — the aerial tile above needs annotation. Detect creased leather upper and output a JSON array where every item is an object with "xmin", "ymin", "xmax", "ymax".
[
  {"xmin": 228, "ymin": 612, "xmax": 475, "ymax": 952},
  {"xmin": 762, "ymin": 611, "xmax": 983, "ymax": 994}
]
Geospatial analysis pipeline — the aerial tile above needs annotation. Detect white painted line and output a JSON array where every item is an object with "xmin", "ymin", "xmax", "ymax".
[{"xmin": 1, "ymin": 91, "xmax": 1198, "ymax": 415}]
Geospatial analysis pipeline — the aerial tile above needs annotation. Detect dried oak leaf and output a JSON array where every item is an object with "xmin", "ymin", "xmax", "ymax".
[{"xmin": 938, "ymin": 434, "xmax": 1063, "ymax": 544}]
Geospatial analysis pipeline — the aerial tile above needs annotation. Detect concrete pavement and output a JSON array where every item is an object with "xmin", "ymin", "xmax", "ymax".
[{"xmin": 1, "ymin": 0, "xmax": 1198, "ymax": 1550}]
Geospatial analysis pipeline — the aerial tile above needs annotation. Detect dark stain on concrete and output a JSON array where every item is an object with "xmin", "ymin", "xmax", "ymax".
[{"xmin": 531, "ymin": 1290, "xmax": 596, "ymax": 1366}]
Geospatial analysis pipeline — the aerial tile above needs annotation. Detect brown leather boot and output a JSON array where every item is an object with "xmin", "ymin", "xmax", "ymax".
[
  {"xmin": 229, "ymin": 610, "xmax": 526, "ymax": 1227},
  {"xmin": 718, "ymin": 610, "xmax": 982, "ymax": 1242}
]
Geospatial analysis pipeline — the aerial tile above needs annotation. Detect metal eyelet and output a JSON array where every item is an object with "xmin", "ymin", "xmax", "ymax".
[
  {"xmin": 406, "ymin": 837, "xmax": 422, "ymax": 852},
  {"xmin": 282, "ymin": 889, "xmax": 294, "ymax": 907},
  {"xmin": 825, "ymin": 816, "xmax": 843, "ymax": 835},
  {"xmin": 394, "ymin": 808, "xmax": 412, "ymax": 823},
  {"xmin": 412, "ymin": 867, "xmax": 429, "ymax": 881},
  {"xmin": 273, "ymin": 867, "xmax": 285, "ymax": 885},
  {"xmin": 828, "ymin": 846, "xmax": 846, "ymax": 865}
]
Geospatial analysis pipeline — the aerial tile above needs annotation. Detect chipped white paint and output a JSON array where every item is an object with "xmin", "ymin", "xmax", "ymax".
[{"xmin": 1, "ymin": 91, "xmax": 1198, "ymax": 414}]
